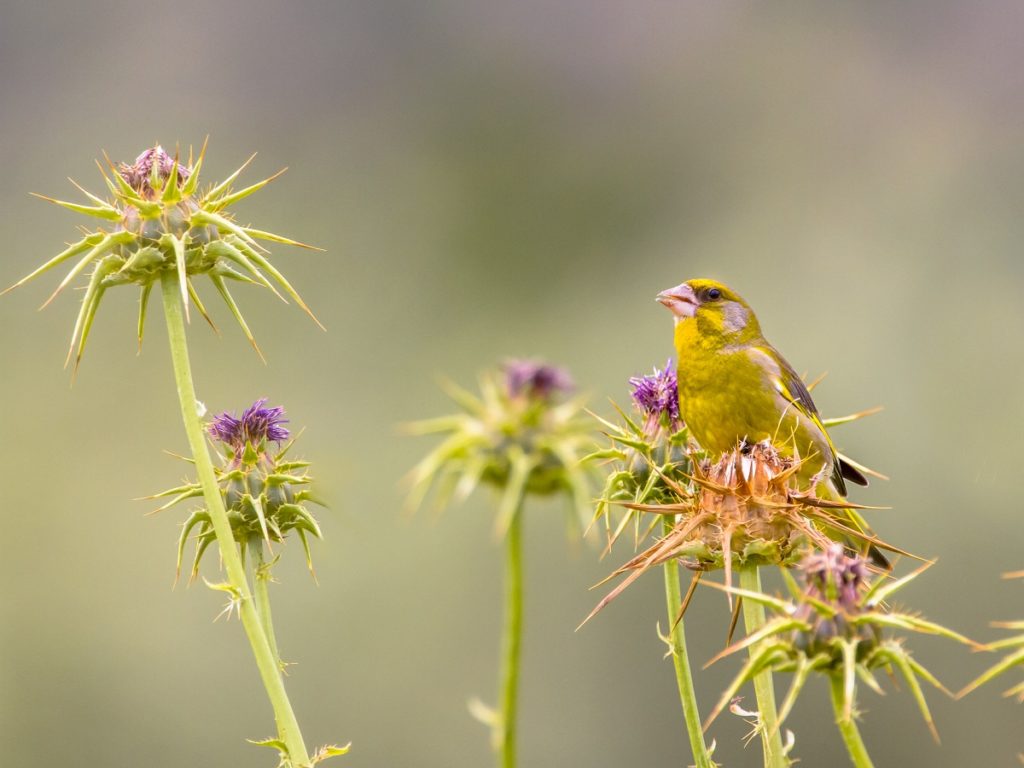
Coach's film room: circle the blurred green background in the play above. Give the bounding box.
[2,2,1022,765]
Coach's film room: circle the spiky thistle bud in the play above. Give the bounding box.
[405,360,593,537]
[583,363,691,550]
[5,141,323,371]
[146,399,324,580]
[702,546,976,742]
[790,545,879,656]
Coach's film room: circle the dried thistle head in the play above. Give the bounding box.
[145,399,324,581]
[405,360,593,537]
[583,441,901,625]
[703,546,977,742]
[5,141,323,372]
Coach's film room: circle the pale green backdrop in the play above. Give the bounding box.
[1,2,1022,766]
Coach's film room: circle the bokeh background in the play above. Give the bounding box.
[1,2,1022,766]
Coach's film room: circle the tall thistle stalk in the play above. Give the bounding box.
[737,564,786,768]
[406,360,594,768]
[8,143,346,765]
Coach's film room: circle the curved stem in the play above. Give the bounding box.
[829,675,875,767]
[738,565,787,768]
[161,273,310,766]
[497,507,524,768]
[661,519,715,768]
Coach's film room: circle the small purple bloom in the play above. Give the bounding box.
[504,359,574,401]
[208,398,290,449]
[119,145,190,195]
[801,543,867,612]
[629,360,681,431]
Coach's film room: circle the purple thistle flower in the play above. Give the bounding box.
[629,360,681,432]
[208,398,290,450]
[119,145,190,195]
[800,543,868,612]
[504,359,574,401]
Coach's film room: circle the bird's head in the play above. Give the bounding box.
[656,278,762,343]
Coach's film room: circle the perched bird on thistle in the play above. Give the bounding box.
[656,278,887,564]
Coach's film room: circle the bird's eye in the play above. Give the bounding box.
[706,288,721,300]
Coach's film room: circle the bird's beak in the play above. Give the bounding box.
[656,283,697,319]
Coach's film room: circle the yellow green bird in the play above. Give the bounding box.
[656,278,883,559]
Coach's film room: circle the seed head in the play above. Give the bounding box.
[585,441,898,624]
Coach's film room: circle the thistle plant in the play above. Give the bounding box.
[406,360,592,768]
[8,143,336,766]
[703,545,974,767]
[6,141,322,371]
[146,399,324,582]
[584,365,899,767]
[581,362,716,768]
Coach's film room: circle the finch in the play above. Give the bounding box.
[656,278,883,561]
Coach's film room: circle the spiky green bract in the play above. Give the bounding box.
[7,142,323,372]
[959,572,1024,702]
[405,364,594,539]
[148,413,324,582]
[703,546,976,754]
[583,394,693,553]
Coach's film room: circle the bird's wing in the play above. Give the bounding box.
[753,344,850,495]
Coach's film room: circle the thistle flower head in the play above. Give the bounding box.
[629,360,681,434]
[119,146,190,195]
[208,398,290,453]
[701,551,976,743]
[582,365,691,553]
[504,359,574,401]
[406,361,593,538]
[147,401,323,580]
[800,543,868,612]
[584,441,898,625]
[5,140,324,373]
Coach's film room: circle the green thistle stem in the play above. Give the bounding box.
[161,273,310,766]
[738,565,787,768]
[661,518,715,768]
[248,537,282,668]
[829,675,875,768]
[497,507,524,768]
